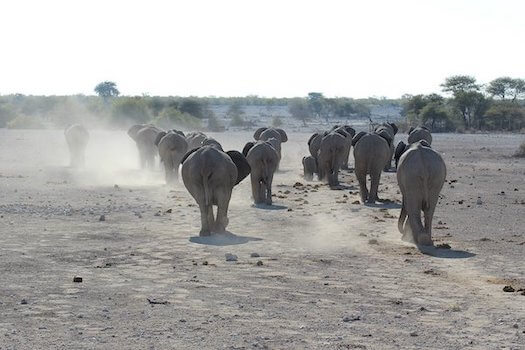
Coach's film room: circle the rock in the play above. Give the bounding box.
[256,261,264,266]
[250,252,260,258]
[476,198,482,205]
[287,208,293,212]
[20,299,28,305]
[352,200,360,204]
[343,315,360,322]
[165,209,172,213]
[154,211,161,216]
[410,332,418,337]
[368,239,378,245]
[503,285,515,292]
[99,215,105,221]
[436,243,451,249]
[225,253,238,262]
[73,276,83,283]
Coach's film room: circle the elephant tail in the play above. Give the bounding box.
[422,173,430,211]
[398,199,407,234]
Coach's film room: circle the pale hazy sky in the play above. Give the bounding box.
[0,0,523,98]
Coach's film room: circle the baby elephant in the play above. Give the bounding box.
[243,141,280,205]
[302,155,317,181]
[397,140,446,246]
[408,126,432,145]
[64,124,89,167]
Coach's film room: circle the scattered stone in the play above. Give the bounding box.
[436,243,451,249]
[165,208,172,213]
[256,260,264,266]
[250,252,260,258]
[99,215,105,222]
[147,298,169,305]
[503,285,515,292]
[476,198,482,205]
[20,299,28,305]
[287,208,293,212]
[368,239,378,245]
[202,261,208,266]
[410,332,418,337]
[352,200,360,204]
[73,276,83,283]
[154,211,161,216]
[225,253,238,262]
[343,315,360,322]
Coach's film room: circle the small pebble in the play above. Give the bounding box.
[73,276,83,283]
[250,253,260,258]
[225,253,238,262]
[99,215,105,221]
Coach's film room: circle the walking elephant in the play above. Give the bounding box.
[128,124,163,169]
[352,131,391,203]
[253,127,288,167]
[181,145,250,236]
[157,131,188,185]
[186,131,207,150]
[331,125,356,170]
[302,155,317,181]
[243,140,280,205]
[318,132,346,187]
[374,122,398,171]
[397,140,446,246]
[64,124,89,167]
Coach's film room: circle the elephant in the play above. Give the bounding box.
[352,131,391,203]
[331,125,356,170]
[394,141,407,168]
[302,155,317,181]
[408,126,432,145]
[374,122,398,171]
[243,140,280,205]
[186,131,207,150]
[157,131,188,185]
[128,124,163,169]
[308,132,324,162]
[253,127,288,167]
[202,137,223,150]
[64,124,89,167]
[181,145,250,236]
[317,132,347,187]
[396,140,446,246]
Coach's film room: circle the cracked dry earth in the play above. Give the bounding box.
[0,129,524,349]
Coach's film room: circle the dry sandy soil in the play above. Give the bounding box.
[0,129,524,349]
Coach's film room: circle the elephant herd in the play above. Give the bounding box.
[63,123,446,246]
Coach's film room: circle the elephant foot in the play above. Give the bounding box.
[366,197,376,204]
[199,228,211,237]
[401,231,416,244]
[417,233,433,246]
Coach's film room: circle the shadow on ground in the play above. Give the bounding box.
[419,246,476,259]
[189,231,262,246]
[251,203,288,210]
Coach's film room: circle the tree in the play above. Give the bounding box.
[111,97,150,126]
[487,77,525,101]
[179,98,205,119]
[440,75,480,95]
[419,102,451,131]
[307,92,325,121]
[288,99,311,126]
[94,81,120,98]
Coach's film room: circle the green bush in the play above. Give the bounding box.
[7,115,45,129]
[111,97,150,126]
[207,114,224,132]
[230,114,246,127]
[0,103,16,127]
[154,107,201,130]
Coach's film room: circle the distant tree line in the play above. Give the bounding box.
[402,75,525,132]
[1,77,524,132]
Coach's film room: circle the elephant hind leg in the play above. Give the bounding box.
[405,198,425,245]
[368,170,381,203]
[398,199,407,234]
[215,188,232,233]
[356,170,368,203]
[199,204,213,236]
[422,192,439,246]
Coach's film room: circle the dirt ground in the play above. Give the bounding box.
[0,129,524,350]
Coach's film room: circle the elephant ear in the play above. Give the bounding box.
[408,126,415,134]
[253,127,268,140]
[352,131,367,146]
[181,147,200,164]
[419,140,431,148]
[226,151,251,185]
[344,126,356,137]
[334,128,349,138]
[202,138,223,150]
[421,125,430,131]
[127,124,144,141]
[275,128,288,143]
[307,133,319,146]
[377,130,393,146]
[389,122,399,135]
[242,142,255,157]
[154,131,167,146]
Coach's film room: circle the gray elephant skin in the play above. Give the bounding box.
[352,131,391,203]
[302,155,317,181]
[156,131,188,185]
[65,124,89,167]
[408,126,432,145]
[243,141,279,205]
[397,140,446,246]
[181,145,250,236]
[128,124,163,169]
[186,131,207,150]
[318,132,346,187]
[253,127,288,167]
[374,122,398,170]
